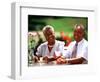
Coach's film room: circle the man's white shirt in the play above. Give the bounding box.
[63,39,88,61]
[36,40,65,57]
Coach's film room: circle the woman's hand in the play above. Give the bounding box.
[43,56,49,63]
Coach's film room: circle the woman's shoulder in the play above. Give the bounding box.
[56,40,65,45]
[38,41,47,48]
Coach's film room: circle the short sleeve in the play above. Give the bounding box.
[77,46,88,61]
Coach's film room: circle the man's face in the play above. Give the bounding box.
[44,29,55,45]
[74,26,84,42]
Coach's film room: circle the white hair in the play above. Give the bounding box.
[74,24,85,30]
[42,25,54,34]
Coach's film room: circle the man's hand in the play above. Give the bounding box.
[56,57,67,64]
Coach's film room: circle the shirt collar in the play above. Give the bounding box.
[76,38,84,46]
[46,40,57,46]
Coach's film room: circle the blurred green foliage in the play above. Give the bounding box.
[28,15,88,39]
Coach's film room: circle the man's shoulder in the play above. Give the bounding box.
[83,39,88,43]
[83,39,88,47]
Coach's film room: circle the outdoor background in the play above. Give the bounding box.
[28,15,88,65]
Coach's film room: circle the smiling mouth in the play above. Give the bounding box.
[75,36,78,39]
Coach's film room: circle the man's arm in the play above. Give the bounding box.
[56,57,87,64]
[66,57,86,64]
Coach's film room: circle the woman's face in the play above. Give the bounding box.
[44,29,55,45]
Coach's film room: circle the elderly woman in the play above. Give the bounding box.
[35,25,65,63]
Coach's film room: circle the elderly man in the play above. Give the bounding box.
[57,24,88,64]
[35,25,65,63]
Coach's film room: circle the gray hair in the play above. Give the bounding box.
[74,24,85,31]
[42,25,54,34]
